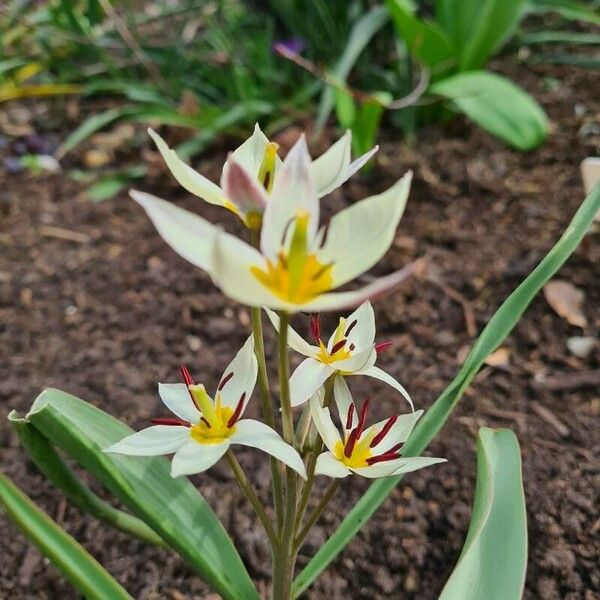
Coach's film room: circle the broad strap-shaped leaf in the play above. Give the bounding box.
[0,472,133,600]
[11,389,260,600]
[292,181,600,598]
[430,71,548,151]
[439,428,527,600]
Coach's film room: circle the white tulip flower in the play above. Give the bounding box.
[265,301,414,409]
[105,336,306,479]
[310,386,445,479]
[131,134,415,313]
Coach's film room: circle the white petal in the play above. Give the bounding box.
[290,358,335,407]
[263,308,316,357]
[356,365,414,411]
[217,335,257,412]
[390,456,447,475]
[299,262,419,313]
[105,425,189,456]
[333,347,375,373]
[317,172,412,286]
[131,190,216,275]
[309,394,342,452]
[333,376,357,433]
[229,123,280,176]
[260,135,318,259]
[232,419,307,478]
[344,145,379,179]
[158,383,201,423]
[344,301,375,350]
[148,129,225,206]
[170,440,229,477]
[365,410,423,454]
[351,459,407,479]
[315,452,351,478]
[310,131,351,197]
[221,159,268,215]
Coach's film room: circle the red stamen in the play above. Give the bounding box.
[370,415,398,448]
[344,399,370,458]
[330,339,347,354]
[349,343,355,351]
[375,341,393,353]
[366,451,401,465]
[151,417,191,427]
[200,417,211,428]
[345,319,358,337]
[227,392,246,428]
[309,314,321,343]
[345,403,355,430]
[180,364,194,386]
[387,442,403,454]
[218,371,234,391]
[356,398,370,437]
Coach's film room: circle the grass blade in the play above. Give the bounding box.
[0,472,133,600]
[439,428,527,600]
[293,181,600,597]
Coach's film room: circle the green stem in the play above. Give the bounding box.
[249,227,284,533]
[293,479,341,553]
[226,450,278,547]
[272,311,297,600]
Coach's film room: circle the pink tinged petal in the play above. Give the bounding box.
[260,135,319,259]
[309,395,342,453]
[299,261,421,313]
[158,383,201,423]
[333,376,358,433]
[221,159,268,215]
[315,452,351,478]
[357,365,414,411]
[310,131,351,198]
[263,308,317,357]
[317,171,413,287]
[170,440,230,477]
[391,456,447,476]
[148,129,225,206]
[231,419,307,478]
[290,357,335,407]
[217,335,257,412]
[366,410,423,454]
[104,425,189,456]
[131,190,216,275]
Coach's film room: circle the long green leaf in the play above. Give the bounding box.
[430,71,548,150]
[527,0,600,26]
[439,428,527,600]
[11,389,260,600]
[0,472,133,600]
[293,180,600,597]
[315,6,389,134]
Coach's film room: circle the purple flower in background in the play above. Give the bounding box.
[272,37,305,56]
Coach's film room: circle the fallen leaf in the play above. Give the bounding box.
[543,279,587,327]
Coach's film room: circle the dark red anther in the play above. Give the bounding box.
[200,416,211,428]
[319,218,331,248]
[387,442,403,454]
[365,451,401,465]
[309,314,321,343]
[151,417,191,427]
[344,399,370,458]
[226,392,246,428]
[345,403,355,430]
[180,364,194,386]
[218,371,234,391]
[330,339,347,355]
[311,262,333,281]
[345,319,358,337]
[375,341,393,353]
[370,415,398,448]
[356,398,370,437]
[349,343,355,351]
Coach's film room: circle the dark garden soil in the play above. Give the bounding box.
[1,58,599,600]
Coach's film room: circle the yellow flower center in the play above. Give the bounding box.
[187,385,236,445]
[333,430,376,468]
[250,211,333,304]
[315,318,352,364]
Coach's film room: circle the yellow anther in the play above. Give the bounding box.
[245,211,262,230]
[258,142,279,192]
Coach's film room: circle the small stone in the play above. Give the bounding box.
[566,336,595,358]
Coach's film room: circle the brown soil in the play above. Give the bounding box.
[1,60,599,599]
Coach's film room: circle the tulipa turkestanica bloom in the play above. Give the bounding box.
[265,301,414,408]
[310,384,445,479]
[149,124,377,226]
[105,336,306,478]
[131,133,417,312]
